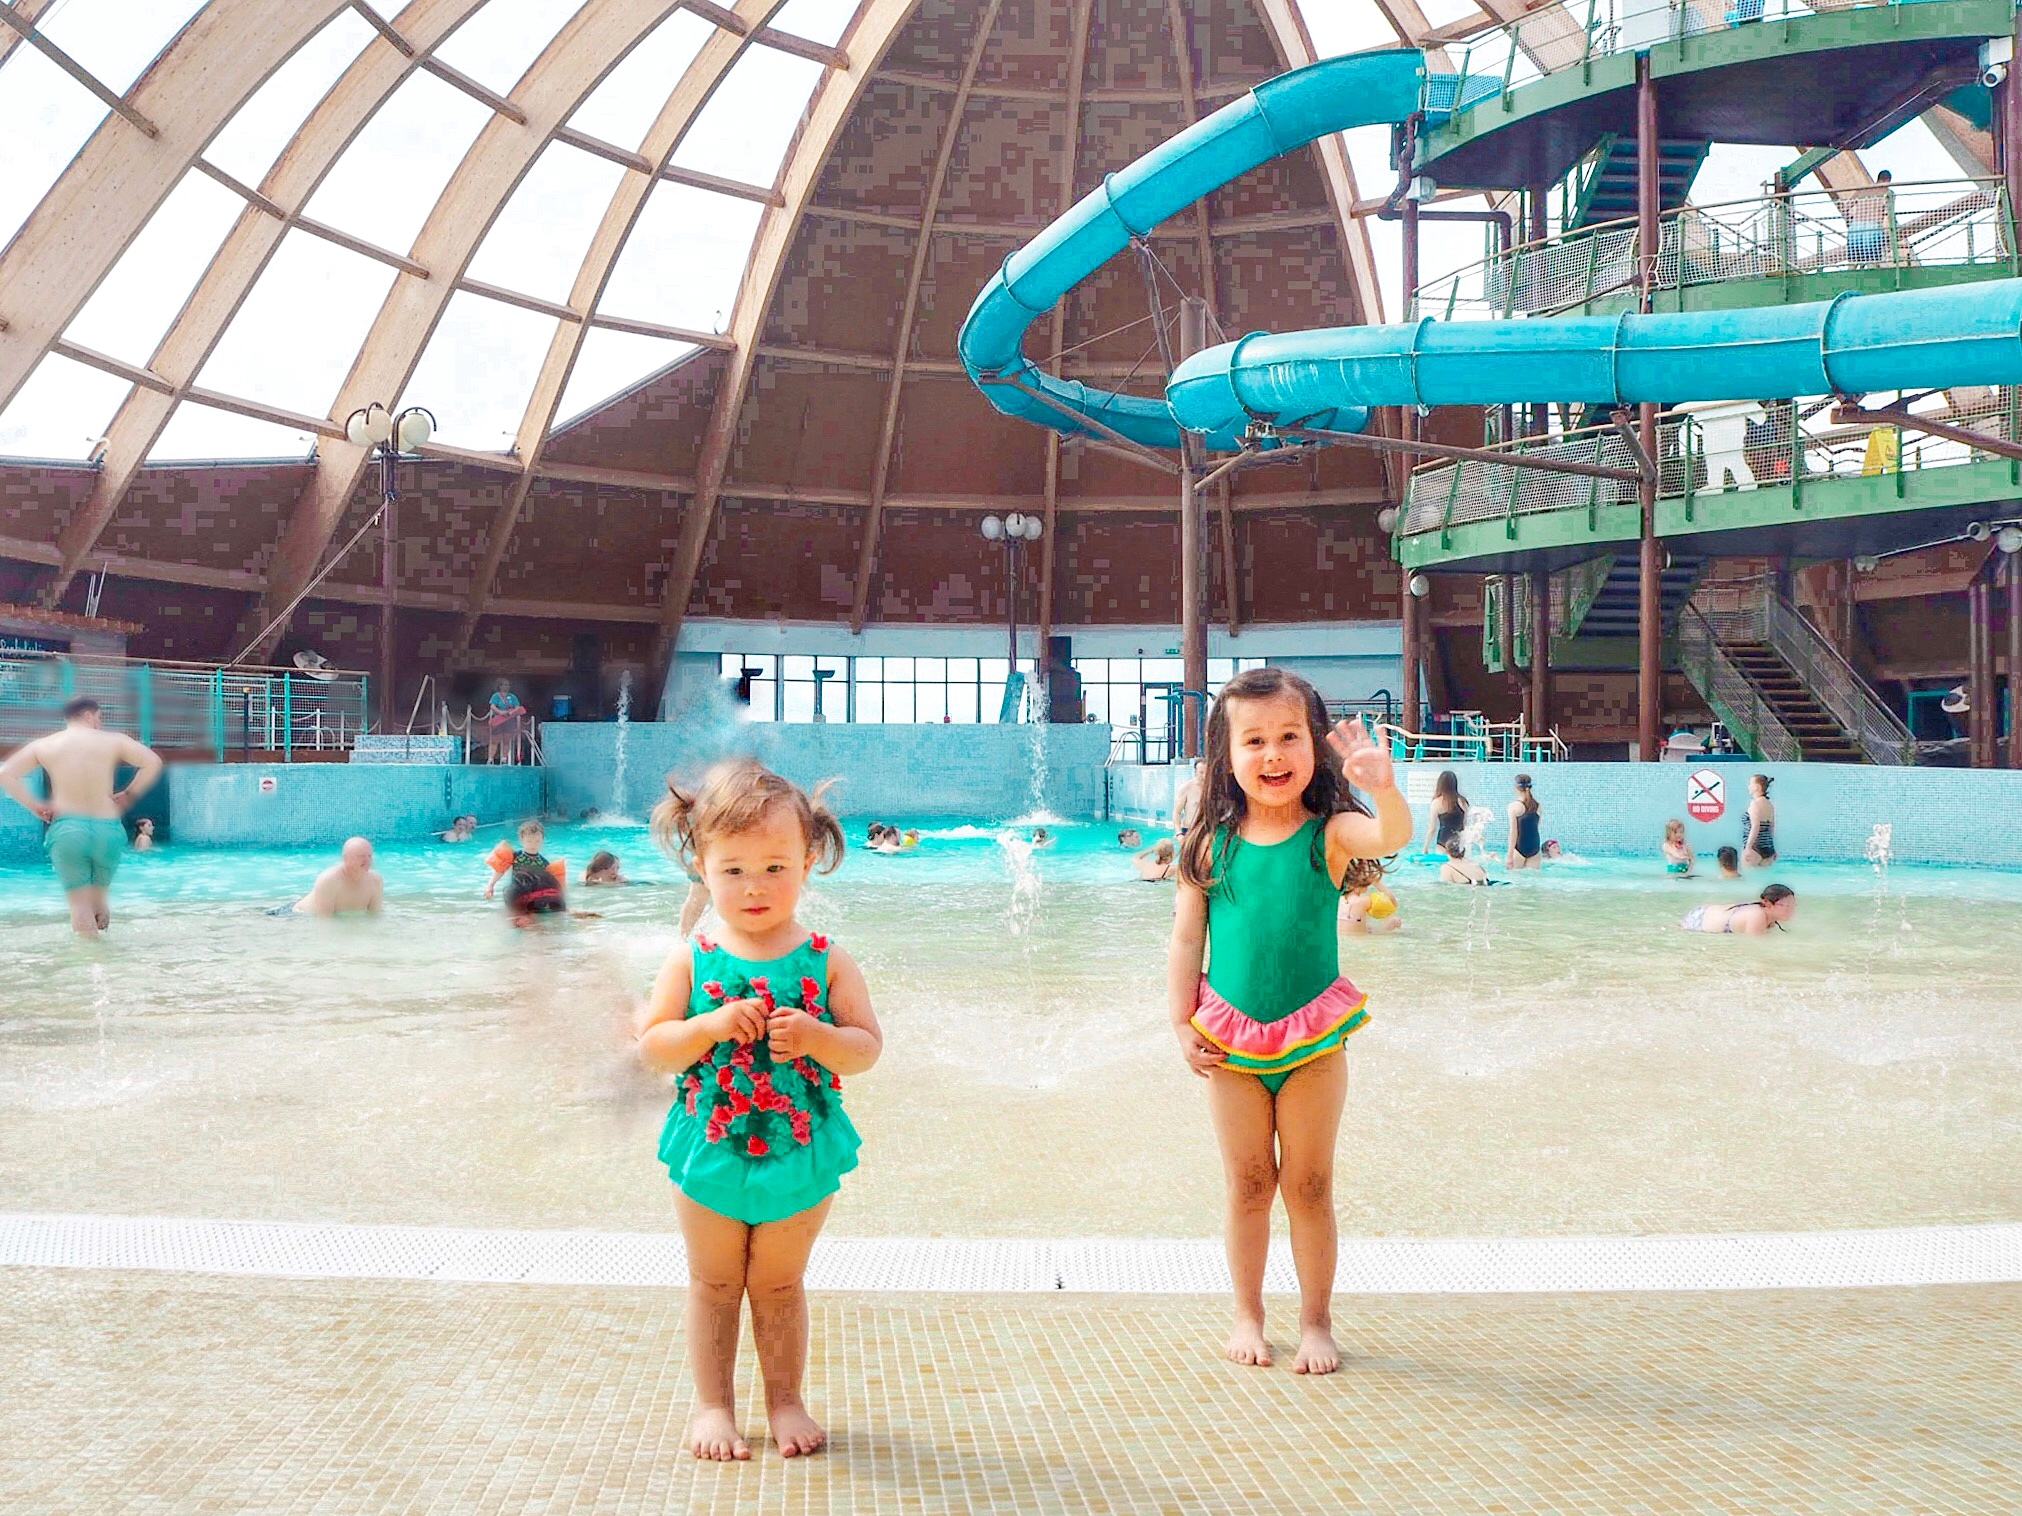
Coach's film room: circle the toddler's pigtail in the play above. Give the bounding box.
[650,774,700,873]
[805,777,847,875]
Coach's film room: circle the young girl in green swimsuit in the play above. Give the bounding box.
[636,760,884,1462]
[1168,668,1413,1375]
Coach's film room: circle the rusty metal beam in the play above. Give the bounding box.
[847,0,1007,634]
[1831,404,2022,465]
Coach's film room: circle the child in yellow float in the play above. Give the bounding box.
[1168,668,1411,1375]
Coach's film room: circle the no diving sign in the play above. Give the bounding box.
[1686,768,1725,823]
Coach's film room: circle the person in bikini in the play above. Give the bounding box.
[1681,883,1797,935]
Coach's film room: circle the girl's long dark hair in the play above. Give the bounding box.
[1177,667,1372,891]
[1434,768,1464,813]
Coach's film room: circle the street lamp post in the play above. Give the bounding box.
[981,511,1043,719]
[343,402,436,731]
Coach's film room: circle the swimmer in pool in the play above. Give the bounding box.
[485,819,566,901]
[1118,828,1144,849]
[1030,827,1053,848]
[277,836,384,917]
[1437,838,1491,885]
[0,696,164,938]
[1680,883,1797,935]
[130,816,156,851]
[1422,769,1469,855]
[1505,773,1543,870]
[438,814,477,843]
[1715,845,1742,880]
[1662,819,1694,876]
[1133,837,1177,881]
[1339,858,1399,934]
[1742,774,1777,866]
[583,849,627,886]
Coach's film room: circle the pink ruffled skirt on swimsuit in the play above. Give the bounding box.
[1190,975,1368,1078]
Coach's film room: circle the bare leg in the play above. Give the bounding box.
[678,881,710,938]
[64,888,100,939]
[745,1196,832,1456]
[1275,1050,1348,1375]
[1203,1067,1278,1366]
[89,885,110,932]
[674,1192,753,1460]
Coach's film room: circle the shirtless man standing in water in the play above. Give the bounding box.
[0,696,163,937]
[283,836,384,917]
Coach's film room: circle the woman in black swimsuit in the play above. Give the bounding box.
[1506,773,1543,870]
[1422,769,1469,854]
[1742,774,1777,865]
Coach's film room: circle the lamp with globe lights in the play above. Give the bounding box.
[344,402,436,730]
[980,511,1043,716]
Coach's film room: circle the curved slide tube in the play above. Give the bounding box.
[957,49,1429,452]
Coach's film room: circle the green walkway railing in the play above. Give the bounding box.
[0,654,369,759]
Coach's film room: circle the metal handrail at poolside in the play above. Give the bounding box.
[1379,718,1566,764]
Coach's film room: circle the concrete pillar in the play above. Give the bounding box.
[1530,567,1552,738]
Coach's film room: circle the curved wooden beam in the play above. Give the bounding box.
[1166,0,1219,324]
[38,0,492,610]
[453,0,824,651]
[0,0,354,415]
[645,0,924,693]
[847,0,1006,634]
[237,0,702,660]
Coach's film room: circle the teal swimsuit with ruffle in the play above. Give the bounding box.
[657,932,861,1225]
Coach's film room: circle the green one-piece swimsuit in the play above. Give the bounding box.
[657,932,861,1225]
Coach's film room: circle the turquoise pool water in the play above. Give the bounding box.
[2,819,2018,1240]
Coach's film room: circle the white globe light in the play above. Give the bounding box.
[364,405,394,446]
[345,411,373,447]
[1998,525,2022,555]
[980,515,1004,540]
[1408,574,1431,597]
[1377,506,1400,534]
[1006,512,1026,535]
[397,410,433,452]
[1022,514,1042,540]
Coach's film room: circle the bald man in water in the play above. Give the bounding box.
[0,696,162,937]
[290,837,384,916]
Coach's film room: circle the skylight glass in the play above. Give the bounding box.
[0,352,133,460]
[33,0,206,97]
[147,401,317,463]
[596,183,763,335]
[1300,2,1400,58]
[401,290,558,450]
[298,68,491,254]
[669,45,823,186]
[463,142,626,306]
[0,47,108,252]
[562,9,713,154]
[434,0,590,95]
[554,327,698,426]
[195,231,400,421]
[201,8,377,189]
[62,169,244,364]
[767,0,862,47]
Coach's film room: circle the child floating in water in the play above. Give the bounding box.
[1681,883,1797,935]
[130,816,156,851]
[1662,819,1694,876]
[1169,668,1412,1374]
[1133,837,1177,881]
[636,760,882,1460]
[1338,858,1400,934]
[486,820,569,920]
[582,849,626,886]
[1715,845,1742,880]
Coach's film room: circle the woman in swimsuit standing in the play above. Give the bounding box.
[1681,883,1797,935]
[1741,774,1777,866]
[1421,770,1468,855]
[1505,773,1543,870]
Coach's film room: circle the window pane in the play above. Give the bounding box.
[914,657,946,681]
[741,655,776,677]
[1142,658,1184,682]
[949,683,979,723]
[1084,685,1110,724]
[748,678,776,721]
[854,656,880,681]
[981,680,1007,722]
[981,658,1009,682]
[783,655,814,680]
[782,681,814,722]
[882,683,913,723]
[882,657,911,681]
[947,657,978,682]
[855,683,883,723]
[916,685,947,723]
[720,653,743,678]
[815,655,848,676]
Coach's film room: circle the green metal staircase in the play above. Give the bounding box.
[1568,134,1710,230]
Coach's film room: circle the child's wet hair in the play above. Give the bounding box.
[586,849,618,873]
[651,758,845,876]
[517,818,544,838]
[1178,666,1372,891]
[1340,856,1386,893]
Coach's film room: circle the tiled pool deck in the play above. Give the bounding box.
[5,1269,2017,1514]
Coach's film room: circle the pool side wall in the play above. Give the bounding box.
[1107,760,2022,869]
[541,721,1111,820]
[164,765,543,849]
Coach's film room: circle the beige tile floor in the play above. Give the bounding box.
[3,1269,2018,1515]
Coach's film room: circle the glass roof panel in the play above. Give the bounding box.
[62,168,244,364]
[766,0,862,47]
[147,401,316,462]
[596,183,762,334]
[0,47,108,251]
[554,327,697,428]
[669,45,823,186]
[463,141,627,306]
[401,290,559,450]
[201,9,376,189]
[195,230,399,420]
[0,352,133,460]
[33,0,207,97]
[1302,3,1405,58]
[434,0,590,95]
[298,68,491,253]
[562,10,712,154]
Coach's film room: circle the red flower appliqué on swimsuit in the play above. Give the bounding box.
[686,936,841,1159]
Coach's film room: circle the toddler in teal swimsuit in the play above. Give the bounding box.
[1169,669,1413,1377]
[635,759,882,1463]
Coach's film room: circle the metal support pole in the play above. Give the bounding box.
[1400,143,1424,735]
[1636,54,1662,763]
[1529,185,1549,439]
[2008,7,2022,254]
[1530,567,1551,739]
[1179,297,1210,757]
[1007,537,1020,679]
[380,484,396,734]
[1972,571,1996,768]
[2007,552,2022,768]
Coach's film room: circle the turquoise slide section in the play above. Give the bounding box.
[961,48,2022,450]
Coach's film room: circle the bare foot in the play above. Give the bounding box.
[1290,1325,1341,1376]
[1225,1316,1272,1367]
[768,1399,827,1457]
[686,1406,751,1461]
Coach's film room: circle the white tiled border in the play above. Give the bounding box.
[3,1213,2018,1293]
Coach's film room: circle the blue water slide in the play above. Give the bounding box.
[956,49,1430,452]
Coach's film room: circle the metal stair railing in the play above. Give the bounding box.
[1762,596,1916,765]
[1551,554,1616,638]
[1675,604,1803,762]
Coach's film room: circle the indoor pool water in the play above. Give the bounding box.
[1,819,2017,1241]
